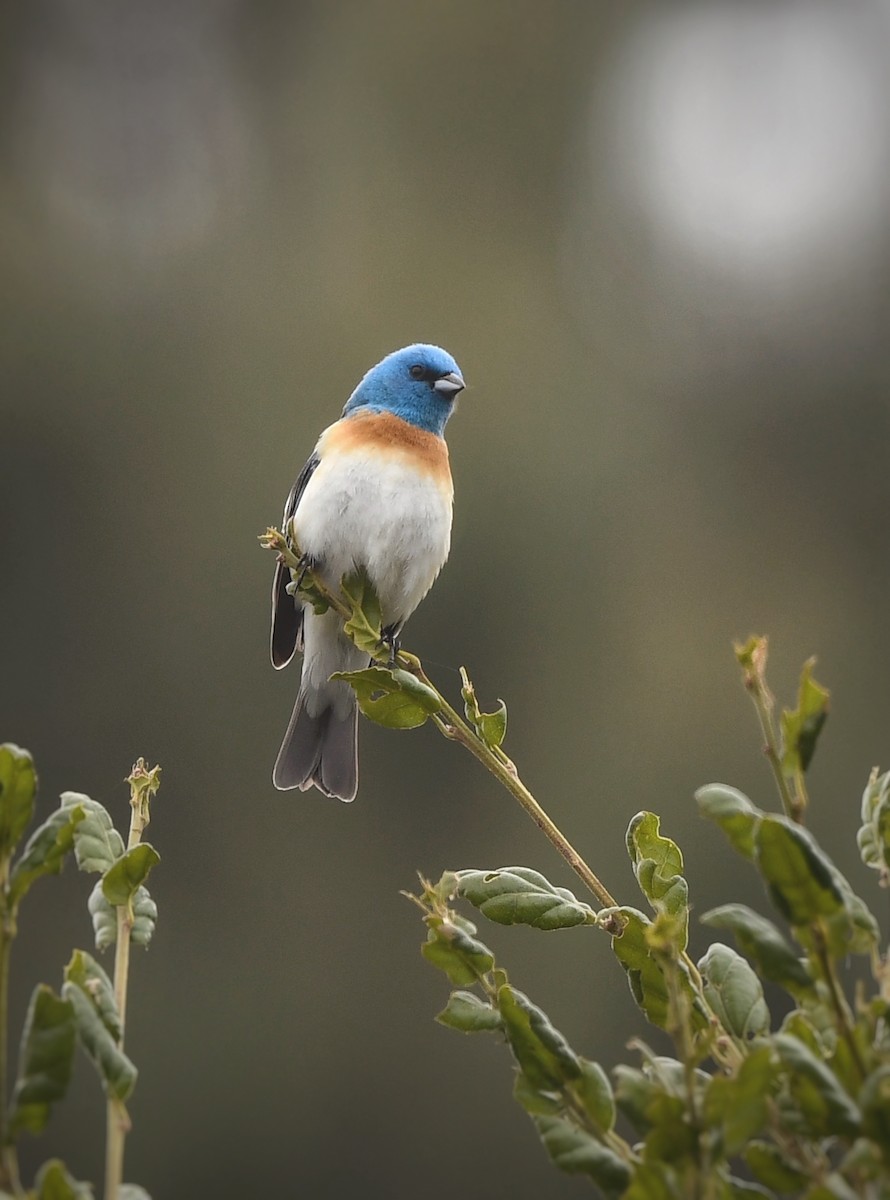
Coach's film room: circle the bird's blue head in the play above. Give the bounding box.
[342,344,465,437]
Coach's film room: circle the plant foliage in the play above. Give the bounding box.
[261,532,890,1197]
[405,643,890,1196]
[0,746,160,1199]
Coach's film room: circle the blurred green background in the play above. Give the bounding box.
[3,1,890,1196]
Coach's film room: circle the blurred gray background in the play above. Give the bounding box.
[3,1,890,1196]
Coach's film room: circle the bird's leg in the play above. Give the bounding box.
[294,551,320,591]
[380,624,401,669]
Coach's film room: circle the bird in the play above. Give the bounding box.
[270,343,465,801]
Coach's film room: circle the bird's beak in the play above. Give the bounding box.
[433,371,465,396]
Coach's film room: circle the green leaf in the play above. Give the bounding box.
[755,817,841,924]
[573,1059,615,1133]
[838,1136,886,1180]
[423,870,460,906]
[101,844,160,907]
[644,909,690,959]
[696,784,761,860]
[743,1140,809,1192]
[529,1113,631,1194]
[755,817,878,957]
[698,943,770,1040]
[389,669,441,713]
[34,1160,93,1200]
[9,803,85,907]
[804,1176,861,1200]
[780,658,829,777]
[460,669,508,750]
[641,1091,698,1165]
[701,904,814,996]
[340,570,383,656]
[518,1055,616,1134]
[454,867,596,930]
[8,986,76,1136]
[0,743,37,859]
[497,985,581,1091]
[513,1071,562,1117]
[516,1068,626,1191]
[613,1065,661,1134]
[857,767,890,882]
[88,882,157,952]
[435,990,503,1034]
[131,886,158,947]
[331,667,435,730]
[62,793,124,874]
[477,701,507,750]
[64,951,121,1041]
[773,1032,861,1138]
[830,885,880,958]
[609,909,669,1028]
[420,917,494,987]
[62,950,136,1102]
[622,1162,682,1200]
[87,882,116,952]
[607,907,706,1032]
[860,1064,890,1154]
[704,1045,773,1154]
[828,1026,868,1099]
[780,1010,826,1056]
[626,812,689,950]
[614,1056,707,1138]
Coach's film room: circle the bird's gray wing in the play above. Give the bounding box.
[270,451,320,668]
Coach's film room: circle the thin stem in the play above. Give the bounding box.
[564,1080,638,1164]
[812,923,867,1083]
[104,1101,128,1200]
[0,936,12,1188]
[105,762,155,1200]
[661,949,700,1128]
[0,867,10,1154]
[735,637,803,823]
[3,1147,22,1199]
[111,908,132,1048]
[0,859,23,1199]
[747,684,798,822]
[765,1095,829,1182]
[105,916,133,1200]
[426,681,618,909]
[791,768,810,823]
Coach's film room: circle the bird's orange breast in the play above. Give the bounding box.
[321,410,452,491]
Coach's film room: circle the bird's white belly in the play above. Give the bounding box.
[292,450,453,626]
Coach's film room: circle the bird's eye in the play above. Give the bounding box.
[409,364,425,380]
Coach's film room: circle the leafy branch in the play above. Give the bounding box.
[409,643,890,1197]
[734,636,829,825]
[0,745,161,1200]
[261,529,890,1194]
[260,526,618,909]
[260,527,737,1030]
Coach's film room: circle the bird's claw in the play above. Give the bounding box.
[380,624,401,669]
[294,552,319,590]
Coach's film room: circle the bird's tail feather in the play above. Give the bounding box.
[272,692,359,801]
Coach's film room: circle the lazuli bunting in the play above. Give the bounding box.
[270,343,465,801]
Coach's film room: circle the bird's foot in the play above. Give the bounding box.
[380,624,401,669]
[294,552,320,590]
